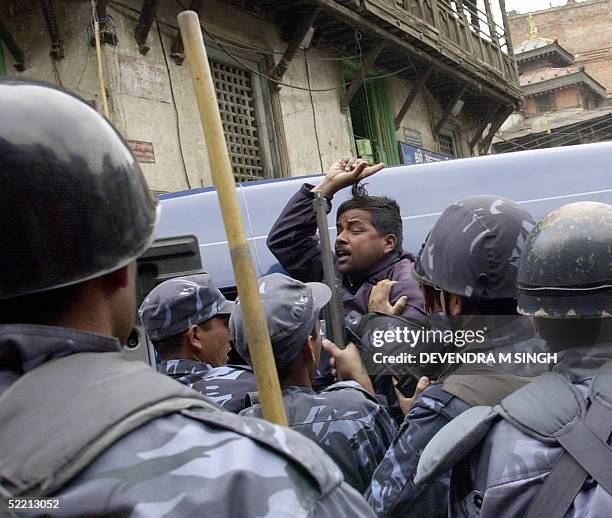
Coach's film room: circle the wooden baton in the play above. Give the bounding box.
[178,10,288,426]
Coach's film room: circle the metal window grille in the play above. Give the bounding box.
[439,133,456,156]
[211,59,264,182]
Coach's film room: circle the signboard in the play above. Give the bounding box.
[399,142,453,166]
[402,127,423,147]
[117,54,171,103]
[127,139,156,164]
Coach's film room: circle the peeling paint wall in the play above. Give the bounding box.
[2,0,482,194]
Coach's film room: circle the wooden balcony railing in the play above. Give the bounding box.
[360,0,519,88]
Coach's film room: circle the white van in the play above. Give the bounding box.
[157,142,612,293]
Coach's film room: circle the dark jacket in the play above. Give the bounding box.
[267,184,425,321]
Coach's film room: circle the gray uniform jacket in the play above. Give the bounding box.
[241,380,397,493]
[0,324,376,517]
[448,344,612,518]
[366,317,546,517]
[159,359,257,413]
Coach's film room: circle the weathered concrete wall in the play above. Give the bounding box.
[278,51,352,176]
[1,0,351,191]
[2,0,486,194]
[525,97,538,115]
[509,0,612,93]
[390,76,481,157]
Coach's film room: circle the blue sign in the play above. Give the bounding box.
[400,142,453,165]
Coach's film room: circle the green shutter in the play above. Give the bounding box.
[342,62,400,166]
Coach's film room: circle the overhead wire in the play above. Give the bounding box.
[156,18,191,188]
[108,0,419,93]
[497,115,612,152]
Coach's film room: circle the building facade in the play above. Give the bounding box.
[494,15,611,153]
[508,0,612,95]
[1,0,521,193]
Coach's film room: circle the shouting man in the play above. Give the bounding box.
[267,158,424,324]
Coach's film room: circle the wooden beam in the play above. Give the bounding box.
[481,105,513,153]
[40,0,63,59]
[0,18,25,71]
[309,0,520,106]
[170,0,205,65]
[270,8,321,86]
[394,64,433,129]
[469,102,501,151]
[341,39,385,111]
[434,84,467,135]
[135,0,160,55]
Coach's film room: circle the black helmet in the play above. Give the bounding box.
[517,202,612,318]
[0,78,159,300]
[412,195,535,299]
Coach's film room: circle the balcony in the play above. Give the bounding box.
[253,0,522,141]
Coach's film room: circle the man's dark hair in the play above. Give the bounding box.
[337,183,403,253]
[152,333,185,361]
[152,319,214,361]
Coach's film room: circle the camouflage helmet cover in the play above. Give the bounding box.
[517,201,612,318]
[412,195,535,300]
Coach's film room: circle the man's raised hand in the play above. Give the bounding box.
[312,158,385,197]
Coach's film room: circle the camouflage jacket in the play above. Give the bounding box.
[241,380,397,493]
[447,344,612,518]
[0,324,376,517]
[366,317,545,517]
[159,359,257,413]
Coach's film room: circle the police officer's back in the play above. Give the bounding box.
[416,201,612,517]
[0,79,374,517]
[234,273,397,492]
[367,195,545,517]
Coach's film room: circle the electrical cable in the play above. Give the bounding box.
[156,18,191,188]
[304,49,324,172]
[107,0,425,93]
[497,116,612,152]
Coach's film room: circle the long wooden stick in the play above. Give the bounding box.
[92,2,109,118]
[178,10,288,426]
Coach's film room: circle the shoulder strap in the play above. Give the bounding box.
[0,353,216,497]
[499,361,612,518]
[415,405,498,486]
[443,364,530,407]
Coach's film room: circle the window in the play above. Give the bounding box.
[211,60,263,182]
[535,94,555,113]
[438,133,457,157]
[206,46,280,183]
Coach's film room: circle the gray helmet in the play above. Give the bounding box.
[0,78,159,300]
[517,202,612,318]
[412,195,535,299]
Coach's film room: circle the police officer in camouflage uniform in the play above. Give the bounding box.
[235,273,397,493]
[366,195,546,517]
[139,274,257,413]
[0,78,375,517]
[416,201,612,518]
